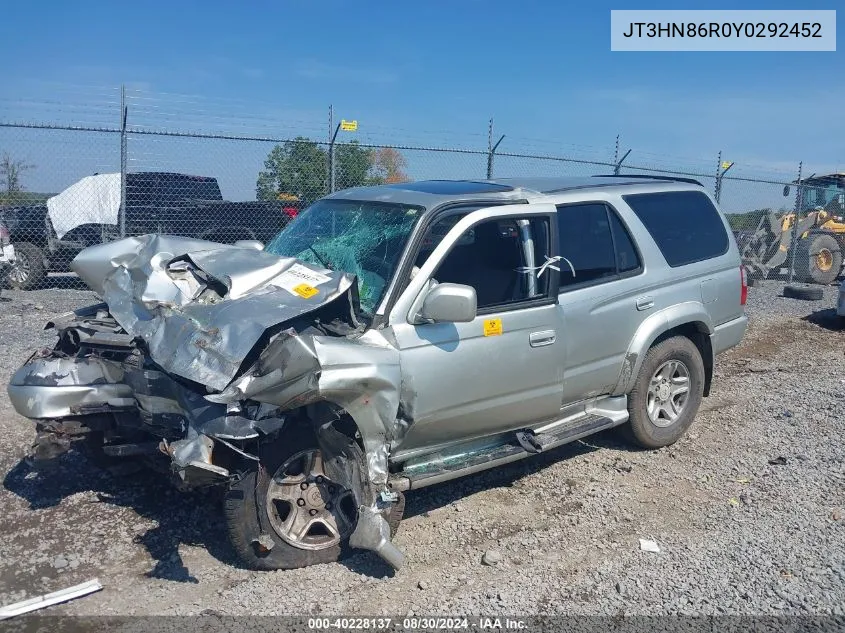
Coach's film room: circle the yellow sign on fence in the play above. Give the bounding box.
[340,119,358,131]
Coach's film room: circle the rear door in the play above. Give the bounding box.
[555,201,649,402]
[387,204,565,453]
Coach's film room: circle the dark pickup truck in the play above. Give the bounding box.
[1,172,299,289]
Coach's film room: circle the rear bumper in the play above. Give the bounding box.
[712,314,748,356]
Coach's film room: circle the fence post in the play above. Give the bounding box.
[713,151,722,200]
[326,104,333,195]
[613,149,631,175]
[329,117,341,193]
[486,118,504,179]
[787,161,804,284]
[119,84,127,238]
[714,152,734,203]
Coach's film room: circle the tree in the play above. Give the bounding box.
[371,147,409,183]
[335,140,376,189]
[256,139,410,202]
[0,153,35,194]
[256,137,328,204]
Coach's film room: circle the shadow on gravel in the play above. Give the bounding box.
[326,438,608,578]
[803,308,844,332]
[2,451,239,583]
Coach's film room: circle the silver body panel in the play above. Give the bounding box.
[7,176,748,569]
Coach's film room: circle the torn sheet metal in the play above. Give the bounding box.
[349,504,404,570]
[10,234,409,568]
[209,328,402,486]
[122,365,286,441]
[70,234,357,391]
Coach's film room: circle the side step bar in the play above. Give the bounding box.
[389,413,622,492]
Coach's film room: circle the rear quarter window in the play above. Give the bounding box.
[623,190,729,267]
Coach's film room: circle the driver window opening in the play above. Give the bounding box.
[416,216,552,310]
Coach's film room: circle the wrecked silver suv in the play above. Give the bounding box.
[8,176,748,570]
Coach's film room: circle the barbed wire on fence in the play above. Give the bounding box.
[0,84,842,291]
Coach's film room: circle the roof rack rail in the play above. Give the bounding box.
[593,174,704,187]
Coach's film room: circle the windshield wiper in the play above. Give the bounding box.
[308,245,332,270]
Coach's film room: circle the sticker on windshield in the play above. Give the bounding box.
[483,318,503,337]
[292,283,319,299]
[276,263,332,297]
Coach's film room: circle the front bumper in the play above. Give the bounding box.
[7,354,134,419]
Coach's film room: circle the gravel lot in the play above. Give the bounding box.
[0,279,843,617]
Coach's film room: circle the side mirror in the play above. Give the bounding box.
[783,185,790,197]
[234,239,264,251]
[418,283,477,324]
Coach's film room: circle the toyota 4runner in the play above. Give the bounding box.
[7,175,748,570]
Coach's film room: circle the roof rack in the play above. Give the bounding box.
[592,174,704,187]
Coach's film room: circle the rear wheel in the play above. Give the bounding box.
[795,233,842,285]
[626,336,705,449]
[7,242,47,290]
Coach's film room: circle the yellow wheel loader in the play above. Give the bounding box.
[738,173,845,285]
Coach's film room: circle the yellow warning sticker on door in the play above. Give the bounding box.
[293,283,319,299]
[483,318,503,337]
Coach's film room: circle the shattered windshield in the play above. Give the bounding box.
[265,199,423,315]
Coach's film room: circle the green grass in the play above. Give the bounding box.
[0,191,55,206]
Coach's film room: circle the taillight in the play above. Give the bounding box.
[740,266,748,306]
[282,206,298,220]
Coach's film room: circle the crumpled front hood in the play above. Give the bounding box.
[71,234,358,391]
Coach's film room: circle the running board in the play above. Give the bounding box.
[388,413,622,492]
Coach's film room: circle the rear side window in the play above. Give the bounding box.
[623,191,729,267]
[557,203,642,290]
[608,211,640,273]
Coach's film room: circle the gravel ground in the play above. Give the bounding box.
[0,279,843,617]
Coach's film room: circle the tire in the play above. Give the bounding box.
[626,336,705,449]
[7,242,47,290]
[783,284,824,301]
[795,233,842,285]
[224,429,403,570]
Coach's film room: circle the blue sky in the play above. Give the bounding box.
[0,0,841,210]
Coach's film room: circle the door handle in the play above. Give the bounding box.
[636,296,654,311]
[529,330,556,347]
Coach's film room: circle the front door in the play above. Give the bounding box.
[387,204,565,454]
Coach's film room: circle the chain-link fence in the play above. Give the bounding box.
[1,87,842,290]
